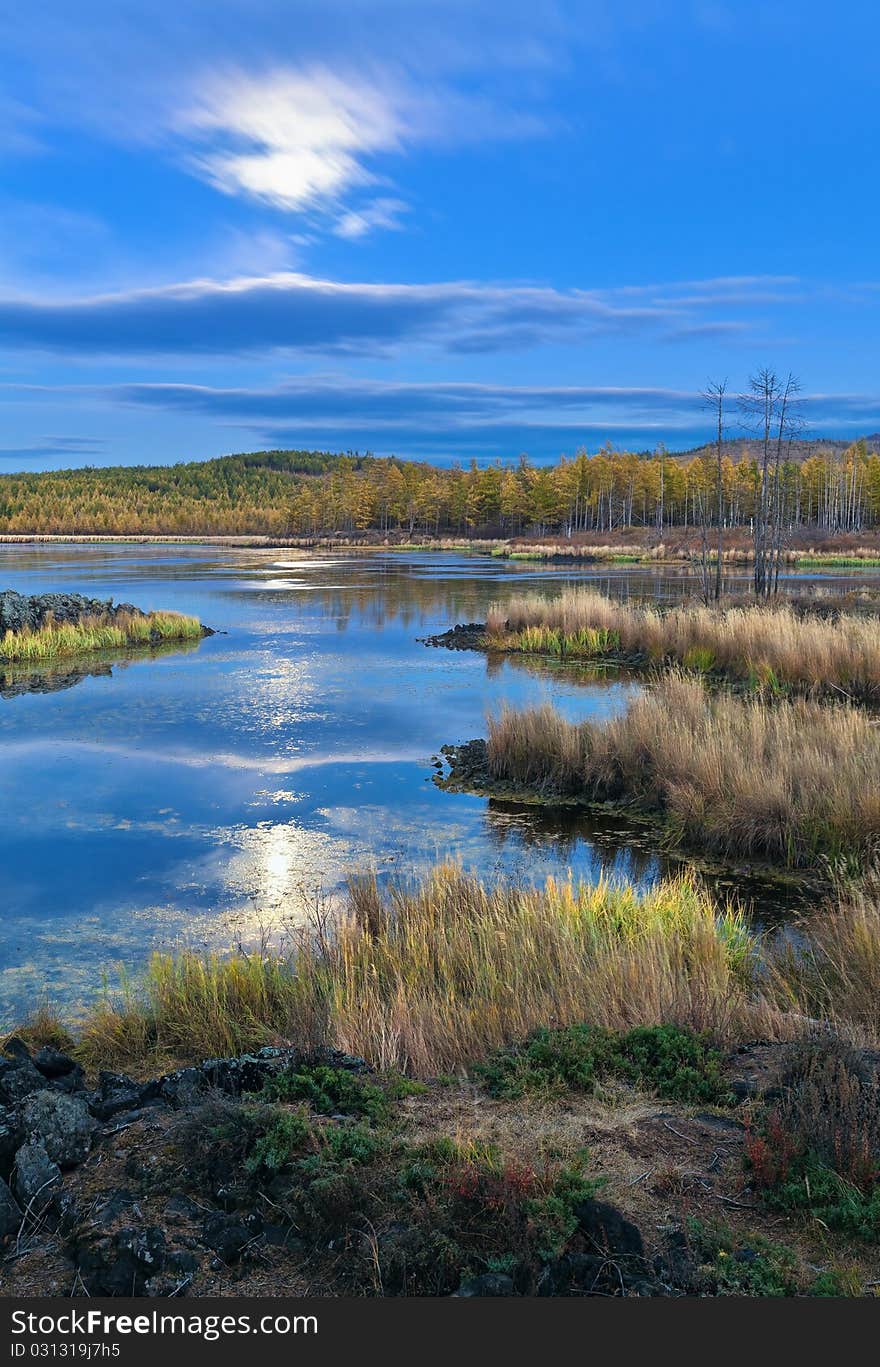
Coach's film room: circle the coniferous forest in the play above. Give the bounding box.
[2,439,880,538]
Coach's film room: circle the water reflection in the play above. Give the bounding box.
[0,544,871,1019]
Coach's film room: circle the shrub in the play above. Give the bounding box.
[745,1037,880,1239]
[477,1023,727,1104]
[261,1064,391,1124]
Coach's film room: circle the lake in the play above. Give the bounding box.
[0,544,872,1021]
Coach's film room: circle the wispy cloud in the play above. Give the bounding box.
[333,197,409,240]
[0,271,701,357]
[179,67,405,213]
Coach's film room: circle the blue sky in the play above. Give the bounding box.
[1,0,879,469]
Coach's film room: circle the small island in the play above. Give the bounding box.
[0,589,209,664]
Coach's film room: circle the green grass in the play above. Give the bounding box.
[0,609,203,663]
[476,1023,728,1104]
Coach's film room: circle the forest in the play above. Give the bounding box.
[1,439,879,538]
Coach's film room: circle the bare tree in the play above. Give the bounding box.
[740,368,802,597]
[702,380,727,601]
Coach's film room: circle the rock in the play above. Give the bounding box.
[575,1199,645,1259]
[0,1176,22,1236]
[75,1225,167,1296]
[87,1189,136,1232]
[89,1072,150,1122]
[455,1273,516,1296]
[33,1048,84,1092]
[0,1056,46,1105]
[12,1141,62,1211]
[0,1111,22,1177]
[201,1211,260,1264]
[163,1194,201,1225]
[0,590,146,636]
[159,1067,210,1109]
[3,1037,32,1063]
[21,1091,96,1168]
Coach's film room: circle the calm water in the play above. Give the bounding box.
[1,545,875,1020]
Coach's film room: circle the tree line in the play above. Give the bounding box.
[1,434,879,542]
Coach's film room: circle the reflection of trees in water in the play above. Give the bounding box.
[232,563,758,634]
[483,799,663,884]
[0,637,203,700]
[481,797,809,928]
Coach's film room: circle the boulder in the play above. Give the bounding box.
[12,1141,62,1211]
[0,1056,46,1105]
[575,1199,645,1259]
[21,1091,96,1168]
[33,1048,85,1092]
[75,1225,167,1296]
[201,1211,260,1264]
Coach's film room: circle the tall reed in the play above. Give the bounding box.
[76,865,766,1075]
[485,590,880,699]
[485,676,880,867]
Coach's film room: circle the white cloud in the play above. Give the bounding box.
[180,67,405,211]
[333,197,409,240]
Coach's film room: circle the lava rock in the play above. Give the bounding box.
[575,1199,645,1259]
[0,1176,22,1236]
[0,1110,22,1177]
[33,1048,85,1092]
[21,1090,96,1168]
[12,1141,62,1211]
[159,1067,210,1109]
[201,1211,260,1264]
[0,590,145,636]
[89,1072,151,1122]
[75,1225,167,1296]
[0,1056,46,1105]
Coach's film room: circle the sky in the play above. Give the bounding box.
[0,0,879,470]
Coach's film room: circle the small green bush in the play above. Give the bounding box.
[262,1064,391,1124]
[478,1023,727,1104]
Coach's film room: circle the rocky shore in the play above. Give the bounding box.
[0,1032,873,1299]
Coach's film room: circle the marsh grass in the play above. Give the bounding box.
[485,590,880,699]
[74,864,769,1075]
[0,609,203,663]
[485,676,880,867]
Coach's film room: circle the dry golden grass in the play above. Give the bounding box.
[769,873,880,1043]
[485,675,880,866]
[0,609,203,662]
[485,589,880,699]
[73,865,771,1076]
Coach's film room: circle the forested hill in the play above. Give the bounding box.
[2,439,880,537]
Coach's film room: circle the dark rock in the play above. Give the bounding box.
[201,1211,260,1263]
[575,1199,645,1259]
[455,1273,516,1296]
[3,1037,32,1063]
[89,1072,150,1122]
[0,1176,22,1236]
[0,590,146,637]
[420,623,486,651]
[87,1189,136,1231]
[12,1141,62,1211]
[0,1111,22,1177]
[0,1056,46,1105]
[163,1194,202,1224]
[20,1090,96,1168]
[33,1048,84,1092]
[165,1248,199,1275]
[159,1067,210,1109]
[75,1225,167,1296]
